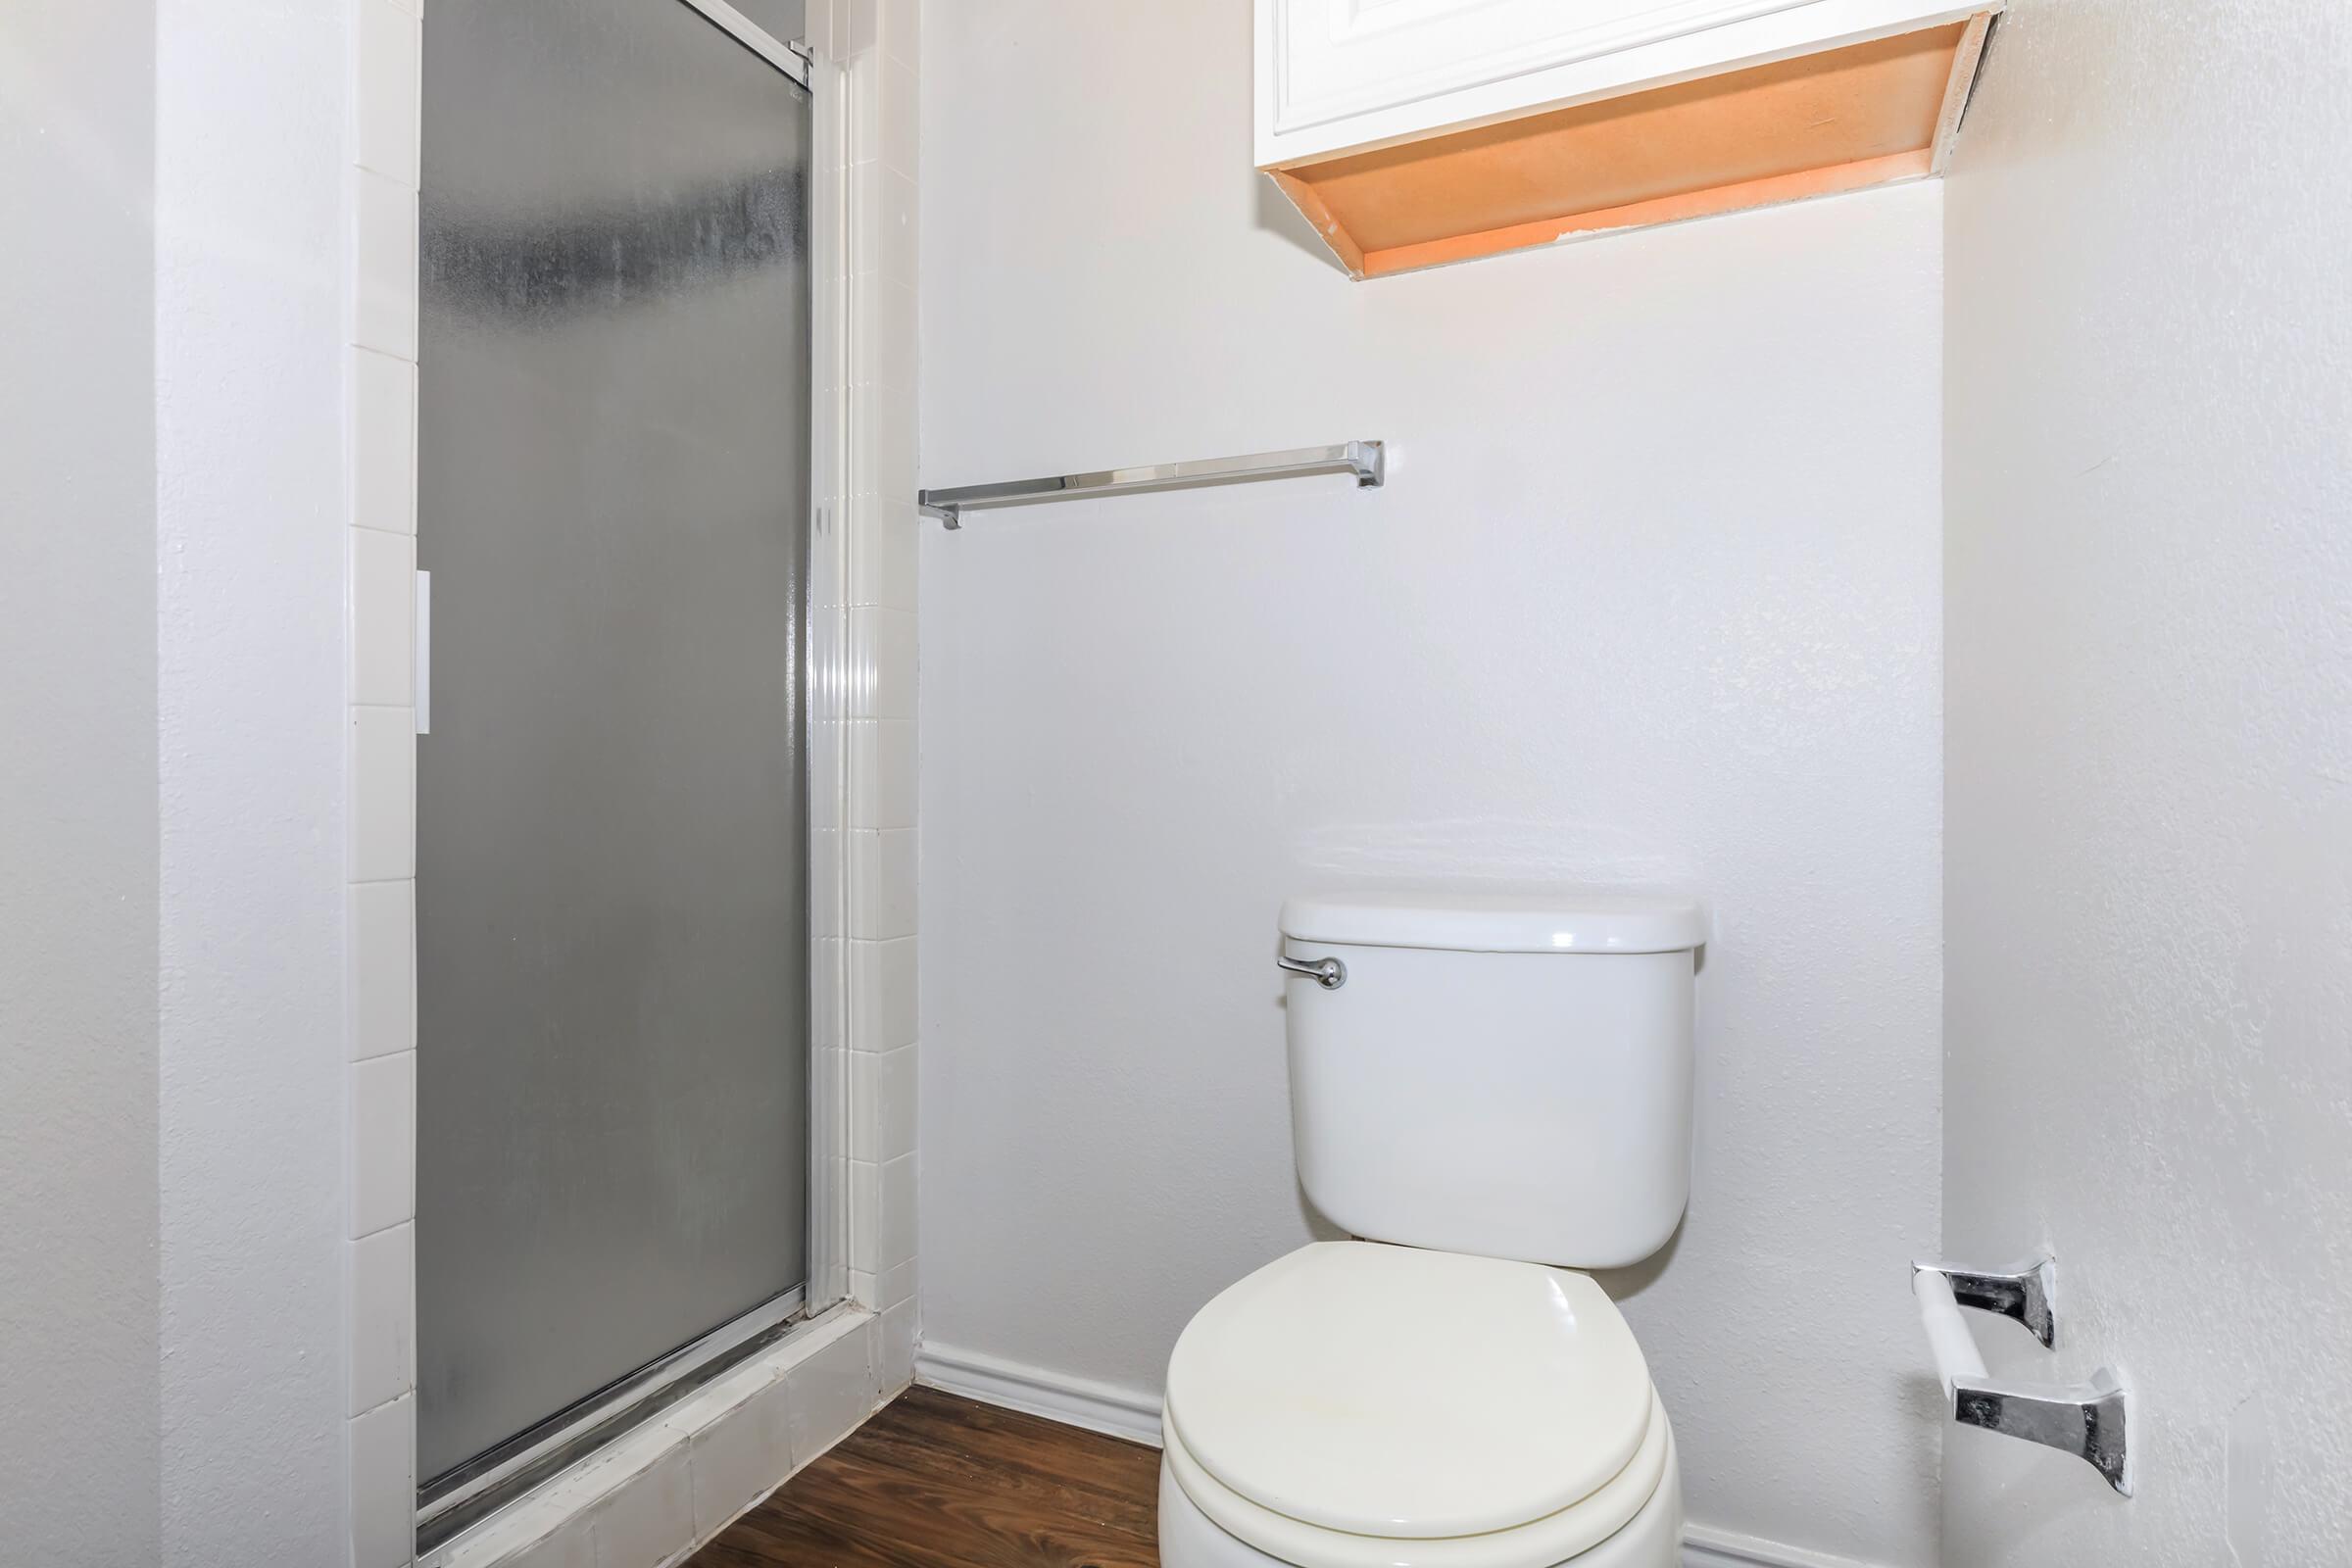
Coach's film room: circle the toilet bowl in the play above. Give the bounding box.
[1156,1242,1683,1568]
[1156,891,1708,1568]
[1158,1430,1684,1568]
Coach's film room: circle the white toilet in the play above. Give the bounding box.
[1157,890,1708,1568]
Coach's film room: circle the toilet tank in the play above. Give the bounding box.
[1280,891,1707,1270]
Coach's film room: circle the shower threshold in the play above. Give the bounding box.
[416,1285,808,1556]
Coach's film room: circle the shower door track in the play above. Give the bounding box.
[415,1285,808,1553]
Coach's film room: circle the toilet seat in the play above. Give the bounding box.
[1163,1242,1659,1552]
[1162,1388,1672,1568]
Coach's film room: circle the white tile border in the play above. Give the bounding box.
[832,0,922,1324]
[353,1393,421,1568]
[350,1222,417,1417]
[342,5,919,1564]
[345,1,424,1558]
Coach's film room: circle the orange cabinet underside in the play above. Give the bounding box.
[1269,17,1993,278]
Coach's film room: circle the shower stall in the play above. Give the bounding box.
[412,0,838,1540]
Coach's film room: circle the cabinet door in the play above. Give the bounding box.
[1260,0,1814,157]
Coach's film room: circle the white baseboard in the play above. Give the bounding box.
[915,1342,1895,1568]
[1683,1524,1893,1568]
[914,1340,1164,1447]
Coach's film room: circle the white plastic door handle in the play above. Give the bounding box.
[416,568,430,735]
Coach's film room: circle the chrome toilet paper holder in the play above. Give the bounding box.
[1913,1251,2132,1496]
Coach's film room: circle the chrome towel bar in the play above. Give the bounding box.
[1914,1255,2132,1495]
[918,440,1384,528]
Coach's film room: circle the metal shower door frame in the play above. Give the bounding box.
[800,33,854,1335]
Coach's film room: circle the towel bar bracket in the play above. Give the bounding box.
[1914,1255,2133,1497]
[1919,1250,2058,1348]
[1954,1366,2132,1497]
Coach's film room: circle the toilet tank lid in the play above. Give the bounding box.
[1280,890,1708,954]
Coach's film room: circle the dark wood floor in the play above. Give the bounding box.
[686,1387,1162,1568]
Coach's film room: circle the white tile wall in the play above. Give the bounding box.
[809,830,844,939]
[352,6,921,1564]
[499,1527,595,1568]
[849,718,917,828]
[349,705,416,883]
[346,1,422,1560]
[350,1222,416,1416]
[842,0,878,57]
[875,1298,918,1394]
[852,1257,917,1313]
[855,0,917,71]
[677,1371,796,1538]
[349,1049,417,1240]
[585,1444,694,1568]
[348,879,415,1062]
[350,526,416,707]
[352,1394,419,1568]
[851,1046,917,1160]
[877,1154,917,1269]
[837,0,920,1367]
[850,937,918,1053]
[850,164,918,285]
[848,1152,917,1276]
[355,0,421,186]
[849,607,917,719]
[853,283,918,390]
[849,828,917,940]
[849,500,919,611]
[352,350,417,536]
[783,1313,880,1463]
[353,171,419,361]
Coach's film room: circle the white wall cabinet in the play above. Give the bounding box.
[1255,0,1999,276]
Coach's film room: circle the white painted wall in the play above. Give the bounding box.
[0,7,163,1560]
[1943,1,2352,1561]
[3,6,353,1558]
[916,4,1946,1562]
[155,2,353,1558]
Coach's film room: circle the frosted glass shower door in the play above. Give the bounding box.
[414,0,812,1485]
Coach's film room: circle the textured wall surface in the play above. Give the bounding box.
[155,3,353,1559]
[916,4,1946,1562]
[1943,1,2352,1561]
[0,5,164,1560]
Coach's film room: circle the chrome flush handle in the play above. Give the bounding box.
[1277,954,1347,990]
